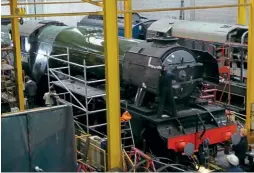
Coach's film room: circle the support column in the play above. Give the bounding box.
[10,0,25,111]
[246,0,254,141]
[238,0,247,25]
[124,0,132,38]
[103,0,123,170]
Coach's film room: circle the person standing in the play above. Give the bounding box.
[24,76,37,109]
[43,86,59,107]
[157,68,177,118]
[233,128,248,166]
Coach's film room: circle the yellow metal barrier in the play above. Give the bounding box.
[2,4,251,19]
[238,0,247,25]
[15,7,26,15]
[119,3,250,13]
[1,0,124,6]
[9,0,25,111]
[246,0,254,142]
[1,1,85,6]
[82,0,102,7]
[1,11,103,18]
[124,0,132,38]
[103,0,122,169]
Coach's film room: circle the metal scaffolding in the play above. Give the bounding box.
[45,45,106,134]
[44,43,135,167]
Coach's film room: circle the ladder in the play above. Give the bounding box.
[200,83,217,103]
[121,111,135,153]
[216,46,231,105]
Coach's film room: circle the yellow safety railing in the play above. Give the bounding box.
[1,1,91,6]
[1,0,123,6]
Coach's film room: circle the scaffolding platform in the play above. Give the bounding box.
[52,79,105,98]
[43,45,107,134]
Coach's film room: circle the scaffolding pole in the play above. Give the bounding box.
[1,0,124,6]
[2,11,103,18]
[1,1,84,6]
[118,3,250,13]
[10,0,24,111]
[246,0,254,141]
[238,0,247,25]
[103,0,122,169]
[124,0,132,38]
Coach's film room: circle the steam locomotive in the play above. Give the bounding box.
[146,19,248,113]
[3,20,237,166]
[77,14,156,40]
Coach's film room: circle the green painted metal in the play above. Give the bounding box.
[37,25,143,78]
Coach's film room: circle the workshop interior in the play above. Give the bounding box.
[1,0,254,172]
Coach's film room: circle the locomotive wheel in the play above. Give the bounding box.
[210,144,218,158]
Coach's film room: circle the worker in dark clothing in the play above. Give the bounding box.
[232,128,248,166]
[24,76,37,109]
[226,154,244,172]
[157,68,177,118]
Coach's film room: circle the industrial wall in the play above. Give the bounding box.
[1,0,100,26]
[1,0,249,26]
[131,0,239,23]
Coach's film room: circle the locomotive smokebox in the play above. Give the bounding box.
[122,36,203,101]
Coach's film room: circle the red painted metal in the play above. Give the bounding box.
[167,124,237,152]
[200,95,216,99]
[128,147,156,171]
[77,160,96,172]
[200,83,217,103]
[202,89,218,93]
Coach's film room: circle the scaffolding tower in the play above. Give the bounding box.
[43,43,135,155]
[45,45,106,134]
